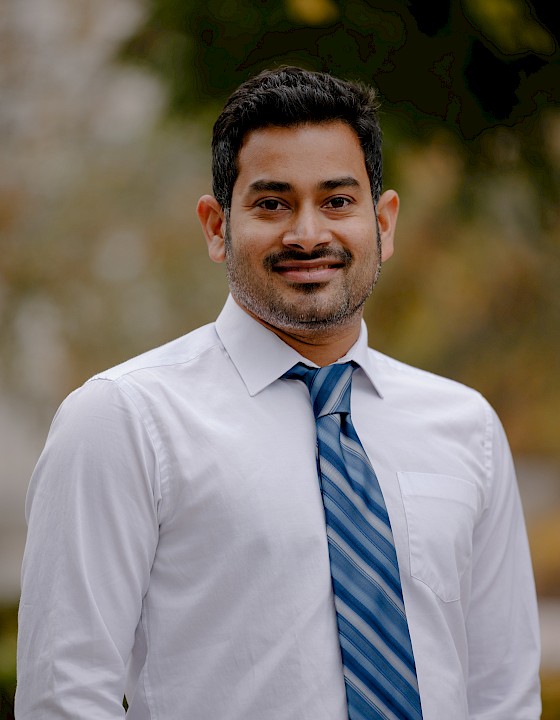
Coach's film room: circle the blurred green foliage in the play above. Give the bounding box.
[123,0,559,135]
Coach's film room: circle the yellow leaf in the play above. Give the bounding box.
[463,0,555,55]
[286,0,339,25]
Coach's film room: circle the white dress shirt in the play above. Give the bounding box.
[17,295,541,720]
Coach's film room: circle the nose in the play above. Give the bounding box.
[282,205,331,252]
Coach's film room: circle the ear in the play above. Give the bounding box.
[376,189,399,262]
[197,195,227,263]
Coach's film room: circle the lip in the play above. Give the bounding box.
[272,259,344,283]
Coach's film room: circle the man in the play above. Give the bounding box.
[17,67,540,719]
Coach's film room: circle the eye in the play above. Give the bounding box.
[324,196,352,209]
[257,198,285,211]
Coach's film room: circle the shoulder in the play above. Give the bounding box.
[51,321,226,436]
[367,347,494,428]
[369,347,484,400]
[91,321,222,384]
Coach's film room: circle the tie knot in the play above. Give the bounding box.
[283,362,355,417]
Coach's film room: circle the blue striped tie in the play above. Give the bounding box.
[284,362,422,720]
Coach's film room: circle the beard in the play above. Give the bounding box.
[223,218,383,333]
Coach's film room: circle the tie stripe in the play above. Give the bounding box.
[283,362,422,720]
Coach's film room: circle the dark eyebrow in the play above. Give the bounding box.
[248,180,293,194]
[319,176,361,191]
[247,177,361,194]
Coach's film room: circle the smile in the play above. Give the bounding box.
[272,260,344,284]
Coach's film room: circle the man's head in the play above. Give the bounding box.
[197,67,399,363]
[211,66,383,211]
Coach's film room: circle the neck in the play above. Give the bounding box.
[248,312,362,367]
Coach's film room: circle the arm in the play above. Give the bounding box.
[16,378,160,719]
[466,401,541,719]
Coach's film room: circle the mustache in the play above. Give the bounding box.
[263,247,353,271]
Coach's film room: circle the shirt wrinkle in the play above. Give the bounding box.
[105,376,165,526]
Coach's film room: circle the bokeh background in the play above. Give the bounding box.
[1,0,559,716]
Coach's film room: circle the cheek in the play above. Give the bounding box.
[347,228,379,259]
[226,233,266,271]
[229,228,278,263]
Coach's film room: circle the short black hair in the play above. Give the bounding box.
[211,66,383,210]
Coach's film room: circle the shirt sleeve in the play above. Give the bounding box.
[466,400,541,720]
[16,378,161,719]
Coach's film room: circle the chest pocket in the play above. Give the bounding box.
[397,472,479,602]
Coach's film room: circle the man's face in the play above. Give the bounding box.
[218,122,394,334]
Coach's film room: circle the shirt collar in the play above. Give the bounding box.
[215,295,384,398]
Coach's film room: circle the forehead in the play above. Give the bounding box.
[234,121,369,191]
